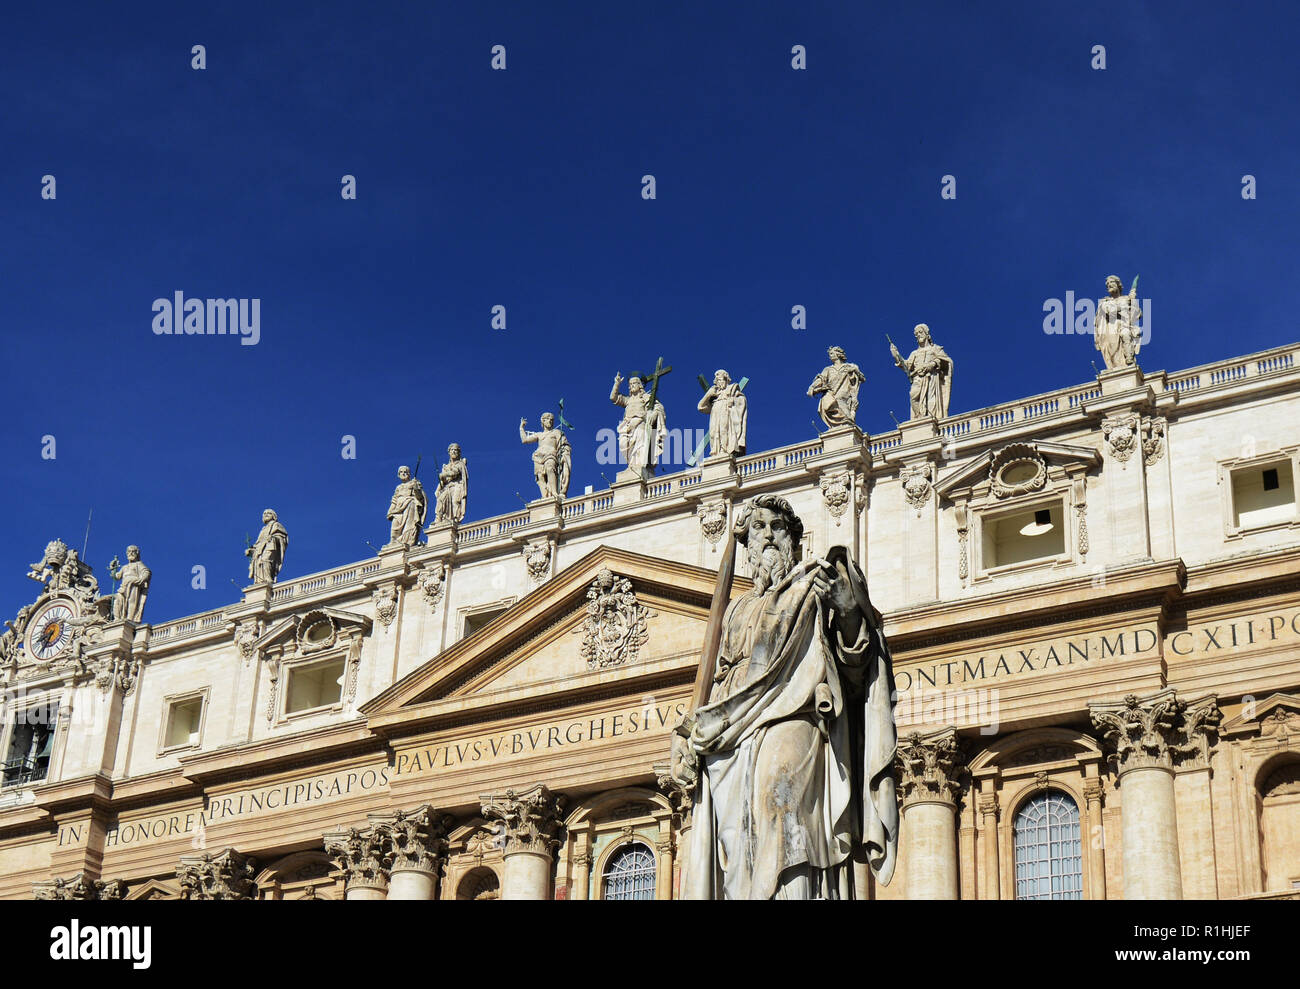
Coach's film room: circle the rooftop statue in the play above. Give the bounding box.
[890,323,954,420]
[386,465,428,548]
[434,444,468,524]
[109,545,151,622]
[247,510,288,585]
[1095,274,1142,370]
[697,369,748,457]
[520,413,572,500]
[807,346,864,429]
[610,372,667,478]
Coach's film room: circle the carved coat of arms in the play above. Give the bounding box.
[573,568,655,670]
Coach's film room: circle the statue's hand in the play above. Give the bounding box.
[670,726,699,788]
[811,559,857,616]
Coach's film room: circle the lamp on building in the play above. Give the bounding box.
[1019,508,1055,537]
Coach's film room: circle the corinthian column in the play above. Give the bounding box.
[895,728,964,900]
[176,847,258,900]
[370,805,452,900]
[480,784,566,900]
[324,825,392,901]
[1089,690,1220,900]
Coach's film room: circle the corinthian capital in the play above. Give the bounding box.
[1089,689,1221,775]
[176,847,258,900]
[370,804,453,875]
[33,873,125,901]
[895,727,965,807]
[480,783,567,856]
[324,824,392,891]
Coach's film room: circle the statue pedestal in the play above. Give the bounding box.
[426,522,457,554]
[1098,363,1144,396]
[612,474,647,507]
[699,453,736,484]
[820,423,865,454]
[241,583,273,608]
[528,497,562,523]
[898,416,939,445]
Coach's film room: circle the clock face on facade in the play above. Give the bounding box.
[26,602,76,661]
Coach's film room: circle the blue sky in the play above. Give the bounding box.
[2,0,1297,623]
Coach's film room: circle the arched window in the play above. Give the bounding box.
[1013,791,1082,900]
[456,867,500,900]
[1258,760,1300,891]
[602,842,656,900]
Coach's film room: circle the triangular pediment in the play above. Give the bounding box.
[361,546,744,724]
[1221,692,1300,736]
[935,439,1101,498]
[254,606,371,652]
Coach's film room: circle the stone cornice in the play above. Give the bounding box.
[884,558,1185,648]
[177,722,380,787]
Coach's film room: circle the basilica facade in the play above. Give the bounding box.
[3,342,1299,901]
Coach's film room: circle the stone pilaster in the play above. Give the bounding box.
[176,847,258,900]
[1082,777,1107,900]
[480,784,566,900]
[369,804,452,900]
[655,761,694,900]
[323,825,392,901]
[895,727,964,900]
[1089,690,1221,900]
[976,790,1000,901]
[33,873,125,900]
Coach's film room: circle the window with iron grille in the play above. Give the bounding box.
[1013,791,1082,900]
[602,842,655,900]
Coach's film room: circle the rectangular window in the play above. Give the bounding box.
[284,656,345,715]
[164,696,205,749]
[1231,461,1297,529]
[982,503,1066,569]
[463,606,508,639]
[2,701,59,788]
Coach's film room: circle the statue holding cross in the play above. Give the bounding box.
[611,358,670,480]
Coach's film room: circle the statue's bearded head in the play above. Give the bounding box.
[914,323,931,345]
[735,495,804,593]
[448,443,461,459]
[1106,275,1122,296]
[827,346,846,363]
[714,369,731,388]
[629,376,644,395]
[541,412,555,429]
[262,509,277,524]
[126,545,140,561]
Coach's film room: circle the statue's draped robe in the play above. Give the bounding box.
[904,344,953,419]
[250,522,288,583]
[387,480,426,545]
[436,461,468,522]
[699,383,748,456]
[613,392,666,473]
[1095,295,1141,369]
[684,550,898,899]
[115,561,151,621]
[809,362,864,427]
